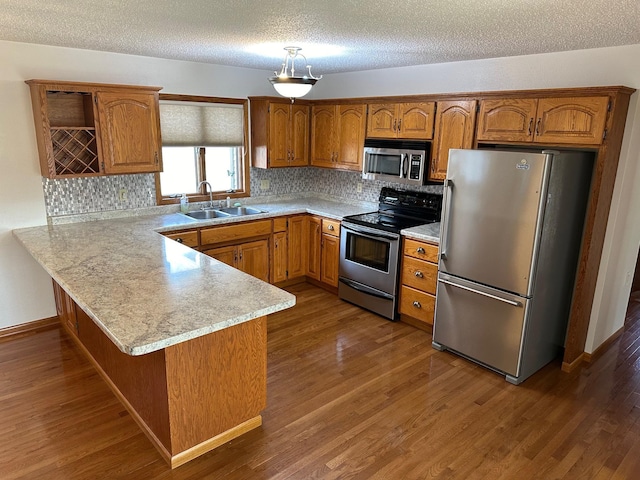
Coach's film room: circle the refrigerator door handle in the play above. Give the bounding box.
[438,278,523,307]
[440,178,453,260]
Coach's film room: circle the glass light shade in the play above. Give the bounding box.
[269,76,317,98]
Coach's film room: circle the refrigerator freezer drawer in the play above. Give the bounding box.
[433,273,528,377]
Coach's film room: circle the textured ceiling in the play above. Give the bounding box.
[1,0,639,74]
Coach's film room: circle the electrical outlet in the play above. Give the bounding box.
[260,179,270,190]
[357,182,363,193]
[119,188,127,202]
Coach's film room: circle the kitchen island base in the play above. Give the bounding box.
[68,307,267,469]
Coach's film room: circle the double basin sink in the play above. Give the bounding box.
[183,206,264,220]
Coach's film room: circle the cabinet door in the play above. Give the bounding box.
[290,104,310,166]
[272,231,288,283]
[321,233,340,287]
[238,239,270,282]
[203,245,237,267]
[288,215,307,279]
[366,103,398,138]
[534,96,609,145]
[476,99,537,143]
[96,90,162,174]
[335,104,366,171]
[268,103,291,167]
[398,102,435,140]
[307,216,322,281]
[429,100,477,181]
[310,105,336,168]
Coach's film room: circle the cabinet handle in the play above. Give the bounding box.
[397,119,402,131]
[176,238,183,244]
[155,152,159,165]
[414,271,423,278]
[416,247,425,254]
[528,118,533,136]
[535,118,541,136]
[413,301,422,309]
[393,119,397,131]
[328,224,334,231]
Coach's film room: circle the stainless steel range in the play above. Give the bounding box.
[339,187,442,320]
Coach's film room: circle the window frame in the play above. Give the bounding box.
[155,94,250,205]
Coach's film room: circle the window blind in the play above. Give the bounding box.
[159,101,244,147]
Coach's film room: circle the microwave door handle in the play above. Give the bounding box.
[402,154,409,178]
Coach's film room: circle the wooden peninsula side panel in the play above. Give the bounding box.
[73,306,267,468]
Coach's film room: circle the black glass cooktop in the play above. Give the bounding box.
[343,187,443,233]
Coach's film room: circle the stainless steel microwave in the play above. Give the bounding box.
[362,140,430,186]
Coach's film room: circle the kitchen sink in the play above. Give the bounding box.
[183,209,232,220]
[215,206,265,216]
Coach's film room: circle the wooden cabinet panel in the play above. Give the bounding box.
[321,233,340,287]
[307,216,322,281]
[310,105,336,168]
[535,97,609,145]
[288,216,307,279]
[366,103,397,138]
[203,244,236,267]
[403,239,439,262]
[321,218,340,237]
[476,99,537,142]
[399,286,435,326]
[401,257,438,294]
[335,105,366,170]
[477,96,609,145]
[290,104,310,166]
[200,220,272,246]
[268,103,290,167]
[366,102,435,140]
[430,100,477,181]
[163,230,199,248]
[272,231,288,283]
[311,104,366,171]
[52,279,78,336]
[272,217,288,233]
[96,90,162,174]
[238,239,270,282]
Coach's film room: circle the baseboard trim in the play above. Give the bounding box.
[561,352,585,373]
[0,316,59,342]
[584,325,625,363]
[400,314,433,334]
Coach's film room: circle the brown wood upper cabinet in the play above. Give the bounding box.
[250,99,310,168]
[429,100,477,181]
[476,96,610,145]
[310,104,367,171]
[26,80,163,178]
[367,102,436,140]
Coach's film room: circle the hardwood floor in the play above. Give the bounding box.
[2,283,640,479]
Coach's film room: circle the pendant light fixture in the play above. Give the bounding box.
[269,47,322,99]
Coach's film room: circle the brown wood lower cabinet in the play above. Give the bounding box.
[271,215,307,284]
[52,280,267,469]
[52,279,78,336]
[203,239,269,282]
[307,216,341,289]
[400,238,439,330]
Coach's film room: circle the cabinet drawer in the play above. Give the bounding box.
[273,217,288,233]
[201,220,272,246]
[399,286,435,325]
[401,256,437,294]
[163,230,199,248]
[403,238,438,262]
[322,218,340,237]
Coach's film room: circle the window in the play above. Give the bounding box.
[156,95,249,204]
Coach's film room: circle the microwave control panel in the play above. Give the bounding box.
[409,155,423,180]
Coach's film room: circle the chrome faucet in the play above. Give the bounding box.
[198,181,214,208]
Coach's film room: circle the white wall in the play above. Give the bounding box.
[2,39,640,356]
[310,44,640,354]
[0,40,275,329]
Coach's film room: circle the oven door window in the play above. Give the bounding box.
[345,231,390,272]
[368,153,401,176]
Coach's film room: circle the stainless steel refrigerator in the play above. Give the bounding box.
[432,148,594,384]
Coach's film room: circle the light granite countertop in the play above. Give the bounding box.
[13,197,377,356]
[401,222,441,244]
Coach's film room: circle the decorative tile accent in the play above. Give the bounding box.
[44,168,443,218]
[42,174,157,216]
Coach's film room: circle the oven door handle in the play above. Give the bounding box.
[339,278,395,300]
[342,223,399,241]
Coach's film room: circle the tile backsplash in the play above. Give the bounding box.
[43,168,443,217]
